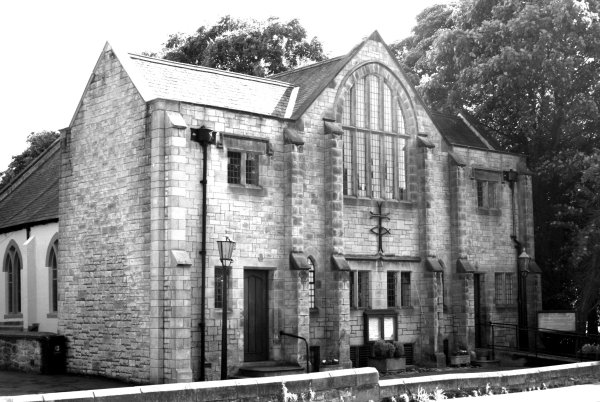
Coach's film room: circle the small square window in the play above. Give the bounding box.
[476,180,498,209]
[228,151,260,186]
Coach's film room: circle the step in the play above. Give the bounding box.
[238,362,305,378]
[0,321,24,332]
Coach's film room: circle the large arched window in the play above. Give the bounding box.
[47,239,58,313]
[342,74,408,200]
[3,244,22,314]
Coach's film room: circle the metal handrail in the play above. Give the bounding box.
[479,321,600,362]
[279,331,310,373]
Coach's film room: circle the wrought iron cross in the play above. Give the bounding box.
[370,202,391,253]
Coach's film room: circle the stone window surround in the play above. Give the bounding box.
[223,133,270,190]
[341,73,409,201]
[334,62,418,204]
[495,272,516,306]
[350,271,369,309]
[386,271,412,309]
[46,234,59,314]
[3,241,22,316]
[472,168,502,214]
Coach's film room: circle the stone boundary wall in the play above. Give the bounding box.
[0,332,65,374]
[2,363,600,402]
[380,361,600,400]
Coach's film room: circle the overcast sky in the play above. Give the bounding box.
[0,0,448,173]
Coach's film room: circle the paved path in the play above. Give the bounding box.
[0,371,130,397]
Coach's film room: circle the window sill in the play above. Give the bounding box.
[3,313,23,319]
[228,184,267,196]
[344,197,414,209]
[476,208,501,216]
[47,312,58,319]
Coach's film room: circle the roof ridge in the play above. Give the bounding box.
[270,55,345,78]
[128,53,296,88]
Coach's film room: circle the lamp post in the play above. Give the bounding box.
[217,236,235,380]
[518,249,531,350]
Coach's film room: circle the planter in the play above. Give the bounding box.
[449,354,470,367]
[367,357,406,373]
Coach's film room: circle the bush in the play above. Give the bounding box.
[393,341,405,357]
[372,340,395,358]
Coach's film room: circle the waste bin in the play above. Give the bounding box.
[41,335,67,374]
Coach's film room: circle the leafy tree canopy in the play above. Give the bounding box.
[394,0,600,322]
[0,131,60,191]
[158,16,326,77]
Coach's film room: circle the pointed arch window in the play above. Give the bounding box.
[342,74,408,200]
[47,239,58,313]
[3,245,22,314]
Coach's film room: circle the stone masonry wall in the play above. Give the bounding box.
[58,47,151,383]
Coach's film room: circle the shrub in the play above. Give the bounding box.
[393,341,405,357]
[372,340,395,358]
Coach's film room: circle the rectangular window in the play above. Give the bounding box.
[397,137,407,200]
[356,79,366,128]
[245,153,259,185]
[343,129,353,195]
[477,180,498,208]
[356,132,367,197]
[400,272,411,307]
[369,75,380,130]
[350,271,369,309]
[495,272,515,305]
[215,267,224,309]
[383,135,394,199]
[371,134,380,198]
[387,271,397,307]
[228,151,260,186]
[227,151,241,184]
[383,86,392,132]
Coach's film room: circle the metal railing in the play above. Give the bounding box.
[479,321,600,362]
[280,331,310,373]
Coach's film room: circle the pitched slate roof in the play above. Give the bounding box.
[271,55,350,120]
[124,53,298,119]
[430,112,494,150]
[0,141,60,233]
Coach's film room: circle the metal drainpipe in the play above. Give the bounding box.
[191,127,214,381]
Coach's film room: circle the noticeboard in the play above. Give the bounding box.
[537,311,576,332]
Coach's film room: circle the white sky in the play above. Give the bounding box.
[0,0,448,173]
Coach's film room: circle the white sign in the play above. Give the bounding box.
[538,311,576,332]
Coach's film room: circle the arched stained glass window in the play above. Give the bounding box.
[342,74,408,200]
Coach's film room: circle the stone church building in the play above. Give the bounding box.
[0,32,541,383]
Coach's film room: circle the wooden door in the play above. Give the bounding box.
[474,274,482,347]
[244,270,269,361]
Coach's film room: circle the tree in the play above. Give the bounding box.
[394,0,600,323]
[0,131,60,190]
[159,16,326,77]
